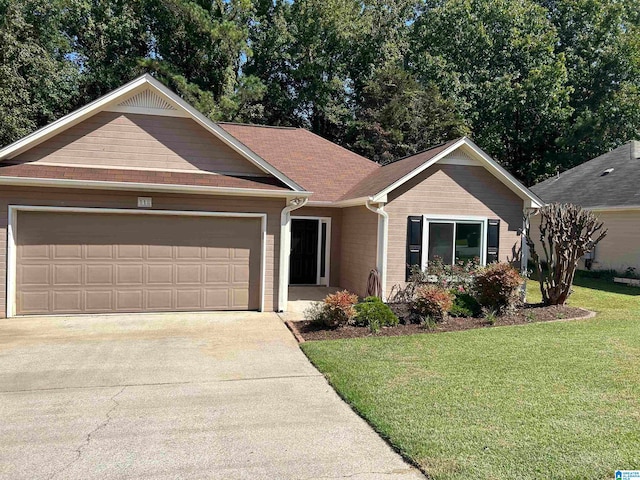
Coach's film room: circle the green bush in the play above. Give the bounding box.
[354,296,399,333]
[449,292,481,317]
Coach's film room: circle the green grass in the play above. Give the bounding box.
[301,274,640,479]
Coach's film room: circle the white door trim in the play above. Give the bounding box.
[290,216,332,286]
[6,205,268,317]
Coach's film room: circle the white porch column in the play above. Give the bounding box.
[365,199,389,300]
[278,197,308,312]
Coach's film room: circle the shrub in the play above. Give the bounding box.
[483,308,498,325]
[322,290,358,328]
[304,301,326,326]
[449,292,481,318]
[354,296,399,333]
[413,285,454,321]
[474,262,523,313]
[426,256,480,292]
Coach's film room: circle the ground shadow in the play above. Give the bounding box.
[572,273,640,297]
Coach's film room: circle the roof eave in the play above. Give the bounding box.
[0,176,312,198]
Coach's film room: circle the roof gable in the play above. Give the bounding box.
[9,111,267,177]
[340,137,542,207]
[0,75,305,192]
[531,141,640,209]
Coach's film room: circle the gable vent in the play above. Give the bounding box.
[118,90,177,111]
[105,88,187,117]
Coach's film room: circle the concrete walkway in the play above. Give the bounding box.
[0,312,424,480]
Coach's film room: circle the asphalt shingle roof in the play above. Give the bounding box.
[531,141,640,208]
[340,139,461,200]
[219,123,380,202]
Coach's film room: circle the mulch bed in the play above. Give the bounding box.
[288,304,592,342]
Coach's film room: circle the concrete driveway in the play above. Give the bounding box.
[0,312,424,480]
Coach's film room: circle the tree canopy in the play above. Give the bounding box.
[1,0,638,185]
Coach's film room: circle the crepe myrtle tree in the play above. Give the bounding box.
[524,203,607,305]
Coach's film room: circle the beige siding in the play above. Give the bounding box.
[0,187,284,317]
[385,164,524,295]
[12,112,266,176]
[529,210,640,273]
[339,206,378,298]
[294,206,342,286]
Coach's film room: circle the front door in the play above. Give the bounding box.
[290,219,319,284]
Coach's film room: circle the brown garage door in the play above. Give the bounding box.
[15,211,262,315]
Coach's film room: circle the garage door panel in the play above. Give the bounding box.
[86,264,114,285]
[86,245,114,259]
[204,289,229,309]
[147,290,173,310]
[20,291,50,314]
[86,291,114,311]
[176,264,202,284]
[148,245,173,259]
[231,288,249,309]
[53,265,82,285]
[176,289,202,309]
[116,264,144,285]
[20,265,51,286]
[117,290,144,310]
[205,247,231,259]
[205,264,230,284]
[21,244,49,259]
[147,264,173,284]
[53,244,82,259]
[15,211,261,315]
[116,244,144,259]
[177,246,202,259]
[53,291,82,313]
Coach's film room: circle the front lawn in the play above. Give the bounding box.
[301,275,640,479]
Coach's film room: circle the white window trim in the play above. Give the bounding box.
[6,205,268,318]
[421,214,488,270]
[290,216,332,286]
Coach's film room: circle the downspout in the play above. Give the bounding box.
[278,197,308,312]
[521,201,537,302]
[366,198,389,301]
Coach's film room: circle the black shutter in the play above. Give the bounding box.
[486,219,500,263]
[406,216,423,280]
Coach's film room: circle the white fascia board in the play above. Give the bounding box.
[0,176,311,198]
[0,74,305,193]
[0,76,150,159]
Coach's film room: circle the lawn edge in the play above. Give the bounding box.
[284,320,306,343]
[299,344,433,480]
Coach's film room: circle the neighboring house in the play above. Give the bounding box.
[0,75,542,317]
[531,140,640,273]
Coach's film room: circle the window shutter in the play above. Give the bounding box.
[486,219,500,263]
[406,216,423,281]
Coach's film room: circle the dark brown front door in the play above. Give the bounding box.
[290,219,318,284]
